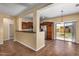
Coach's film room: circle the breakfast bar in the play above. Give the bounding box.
[15,31,45,51]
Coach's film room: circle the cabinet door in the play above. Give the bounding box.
[47,25,52,40]
[41,22,54,40]
[52,23,54,40]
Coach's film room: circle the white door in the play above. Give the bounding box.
[9,24,14,40]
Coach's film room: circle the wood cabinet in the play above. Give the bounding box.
[22,22,33,29]
[41,22,54,40]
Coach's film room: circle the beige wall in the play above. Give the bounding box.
[42,13,79,22]
[41,13,79,43]
[15,30,45,51]
[0,14,14,44]
[17,17,22,31]
[3,17,14,41]
[22,19,32,22]
[13,17,18,41]
[36,32,45,50]
[3,18,10,41]
[35,10,45,50]
[16,32,36,50]
[14,9,45,51]
[0,18,3,44]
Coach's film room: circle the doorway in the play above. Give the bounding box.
[3,18,14,41]
[55,22,76,42]
[8,23,14,40]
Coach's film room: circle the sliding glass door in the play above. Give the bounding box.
[55,22,65,40]
[55,22,76,42]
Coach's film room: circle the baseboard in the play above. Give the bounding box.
[0,40,3,45]
[75,41,79,44]
[13,39,17,41]
[0,43,3,45]
[35,44,45,51]
[4,39,9,41]
[16,40,45,51]
[16,40,36,51]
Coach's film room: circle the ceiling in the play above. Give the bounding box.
[0,3,45,16]
[23,13,33,20]
[0,3,78,19]
[40,3,79,19]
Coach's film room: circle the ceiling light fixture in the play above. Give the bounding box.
[61,10,64,22]
[76,4,79,7]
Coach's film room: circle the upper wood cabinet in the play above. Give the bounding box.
[22,22,33,29]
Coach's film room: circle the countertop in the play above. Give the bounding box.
[16,31,36,33]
